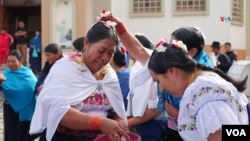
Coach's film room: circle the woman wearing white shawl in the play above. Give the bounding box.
[109,17,166,140]
[29,20,128,141]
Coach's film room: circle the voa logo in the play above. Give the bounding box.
[226,129,247,136]
[220,16,232,22]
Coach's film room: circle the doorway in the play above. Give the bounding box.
[3,6,41,50]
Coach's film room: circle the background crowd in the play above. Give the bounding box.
[0,9,248,141]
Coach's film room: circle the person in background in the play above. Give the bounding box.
[110,49,130,110]
[158,27,215,141]
[72,37,85,53]
[29,29,42,74]
[211,41,231,73]
[14,21,28,66]
[65,29,72,41]
[1,50,37,141]
[0,28,14,67]
[29,18,129,141]
[148,41,249,141]
[35,43,63,94]
[171,27,213,68]
[224,42,237,63]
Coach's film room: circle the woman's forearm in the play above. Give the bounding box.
[115,22,150,65]
[129,108,158,126]
[208,130,222,141]
[60,108,92,130]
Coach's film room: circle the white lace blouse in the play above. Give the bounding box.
[178,73,249,141]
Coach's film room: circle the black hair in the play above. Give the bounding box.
[113,50,126,67]
[148,44,247,92]
[1,28,6,31]
[86,22,118,46]
[44,43,60,54]
[35,29,41,33]
[135,34,154,50]
[8,50,23,62]
[73,37,85,52]
[224,42,231,47]
[171,27,205,57]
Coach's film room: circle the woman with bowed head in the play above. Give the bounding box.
[29,16,129,141]
[148,41,249,141]
[157,27,215,140]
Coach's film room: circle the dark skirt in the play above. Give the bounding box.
[29,48,41,72]
[135,119,166,141]
[3,101,36,141]
[164,127,183,141]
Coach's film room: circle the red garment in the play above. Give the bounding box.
[0,33,13,66]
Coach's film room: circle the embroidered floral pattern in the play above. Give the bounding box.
[186,86,231,111]
[83,92,110,106]
[179,86,247,132]
[178,116,197,131]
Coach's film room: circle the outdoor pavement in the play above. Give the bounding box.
[0,64,6,141]
[0,65,5,141]
[0,104,3,141]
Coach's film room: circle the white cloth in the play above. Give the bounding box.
[29,56,127,141]
[178,73,249,141]
[126,48,156,117]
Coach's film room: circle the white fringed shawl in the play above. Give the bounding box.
[29,56,127,141]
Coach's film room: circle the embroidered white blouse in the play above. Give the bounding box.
[29,56,127,141]
[178,73,249,141]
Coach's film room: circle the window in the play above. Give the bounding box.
[130,0,164,17]
[231,0,243,25]
[173,0,209,16]
[4,0,41,6]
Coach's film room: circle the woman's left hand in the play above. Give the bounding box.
[0,74,6,83]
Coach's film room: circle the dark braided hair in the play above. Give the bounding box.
[148,43,247,92]
[196,63,247,92]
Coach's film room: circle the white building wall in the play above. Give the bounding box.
[88,0,246,49]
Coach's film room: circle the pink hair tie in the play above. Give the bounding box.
[120,46,126,53]
[155,38,168,48]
